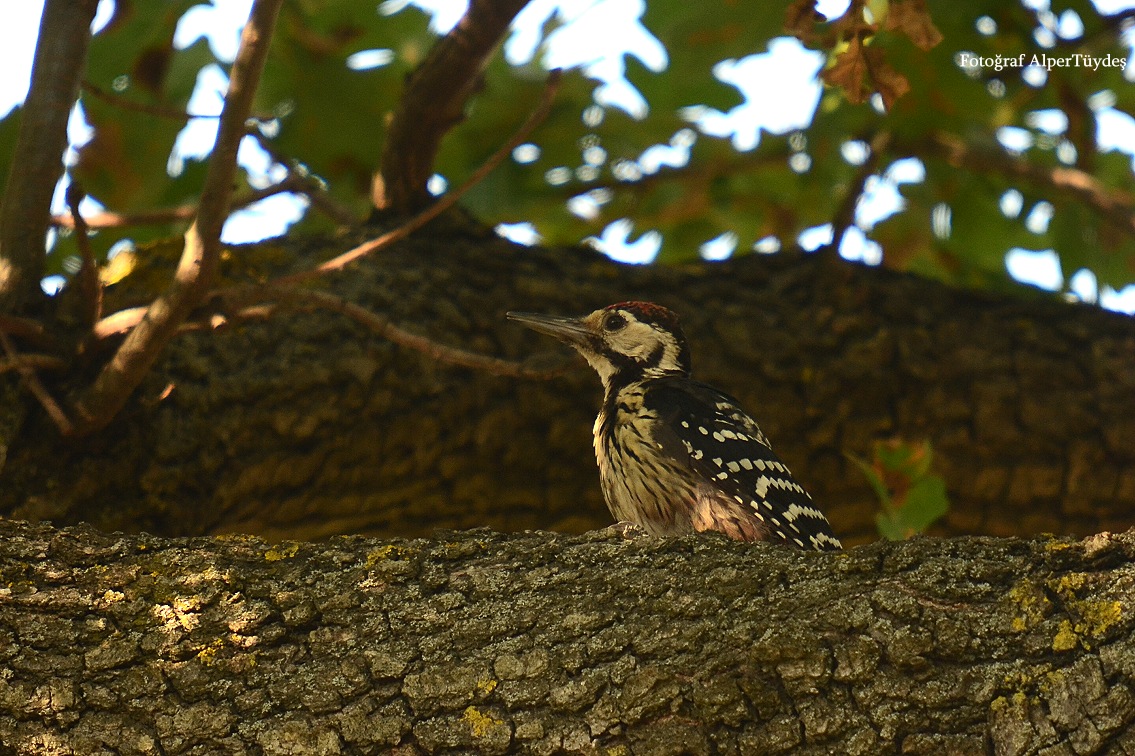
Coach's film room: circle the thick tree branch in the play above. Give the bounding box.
[373,0,533,214]
[0,0,99,314]
[1,519,1133,753]
[5,239,1134,544]
[71,0,284,434]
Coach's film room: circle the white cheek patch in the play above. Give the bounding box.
[616,322,661,361]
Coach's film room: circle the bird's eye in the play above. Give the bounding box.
[603,313,627,332]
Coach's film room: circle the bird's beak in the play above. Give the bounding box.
[506,311,592,348]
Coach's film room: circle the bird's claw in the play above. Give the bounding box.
[603,520,648,540]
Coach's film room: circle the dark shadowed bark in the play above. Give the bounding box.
[1,519,1133,754]
[1,231,1133,544]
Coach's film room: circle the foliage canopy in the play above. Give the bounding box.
[2,0,1133,300]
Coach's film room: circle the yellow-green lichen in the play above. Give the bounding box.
[366,544,405,567]
[1052,620,1079,652]
[1040,669,1066,693]
[196,638,225,665]
[1077,599,1123,636]
[1008,579,1052,631]
[1051,600,1124,651]
[265,542,300,561]
[1045,572,1125,651]
[1051,572,1088,594]
[476,678,498,696]
[1001,668,1048,690]
[990,691,1030,714]
[463,706,504,738]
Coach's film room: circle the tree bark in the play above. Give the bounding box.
[0,0,99,313]
[2,231,1134,543]
[1,518,1133,754]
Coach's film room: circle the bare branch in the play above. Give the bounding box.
[72,0,284,434]
[50,176,332,231]
[0,0,100,313]
[0,330,72,434]
[51,205,198,231]
[912,131,1135,238]
[89,306,148,341]
[826,131,890,255]
[224,286,572,379]
[373,0,533,213]
[80,78,212,121]
[245,127,359,226]
[0,353,67,375]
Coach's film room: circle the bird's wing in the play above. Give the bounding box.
[643,378,842,550]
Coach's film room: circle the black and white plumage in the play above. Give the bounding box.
[507,301,841,550]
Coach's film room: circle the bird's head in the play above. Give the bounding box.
[508,301,691,387]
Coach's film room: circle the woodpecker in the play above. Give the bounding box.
[508,302,841,550]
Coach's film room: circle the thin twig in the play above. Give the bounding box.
[272,69,563,288]
[65,180,103,326]
[828,131,890,255]
[51,176,318,231]
[0,314,48,340]
[909,131,1135,237]
[81,79,218,121]
[222,286,572,379]
[0,353,67,375]
[0,330,73,434]
[52,205,198,230]
[72,0,285,434]
[245,127,359,226]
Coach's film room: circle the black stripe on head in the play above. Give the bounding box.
[605,302,692,375]
[606,302,681,332]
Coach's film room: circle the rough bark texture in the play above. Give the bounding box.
[2,231,1134,543]
[1,519,1133,754]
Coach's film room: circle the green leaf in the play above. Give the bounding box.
[255,0,437,210]
[634,0,786,114]
[77,1,211,211]
[874,511,908,541]
[901,475,950,533]
[845,452,892,508]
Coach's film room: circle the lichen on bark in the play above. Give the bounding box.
[1,519,1133,753]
